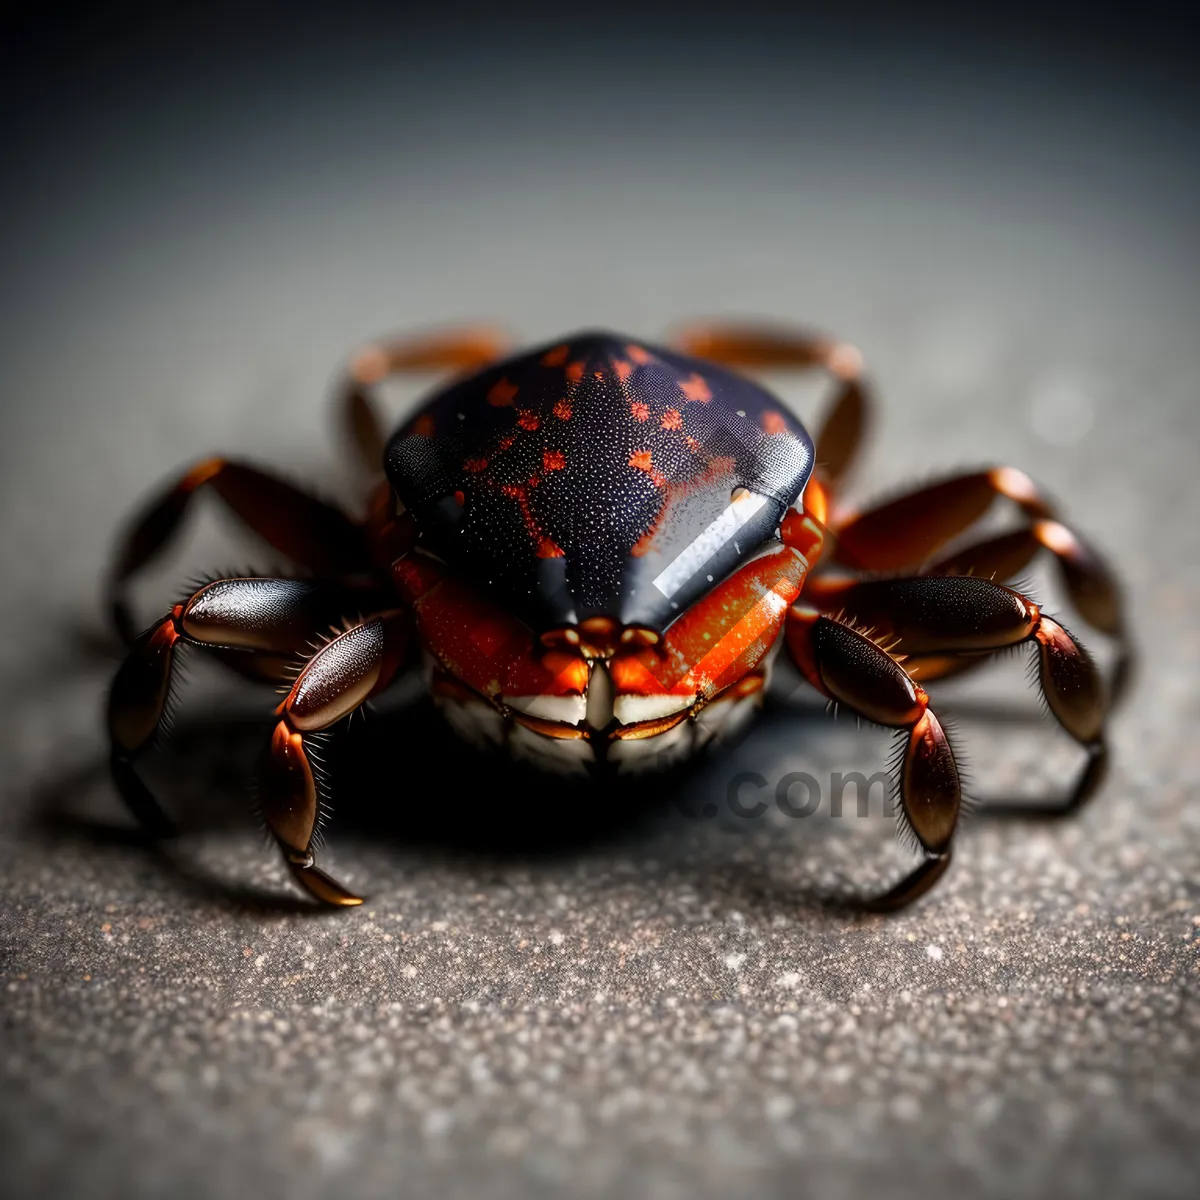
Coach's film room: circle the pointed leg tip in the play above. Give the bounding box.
[110,752,178,839]
[862,851,953,913]
[289,862,365,908]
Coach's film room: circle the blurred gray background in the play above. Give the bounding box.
[1,4,1198,1198]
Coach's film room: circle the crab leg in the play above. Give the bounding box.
[828,469,1123,627]
[669,321,869,487]
[339,325,512,477]
[924,520,1129,698]
[829,467,1051,572]
[259,612,410,906]
[108,578,380,836]
[784,605,962,910]
[799,574,1109,814]
[819,467,1126,677]
[107,459,368,643]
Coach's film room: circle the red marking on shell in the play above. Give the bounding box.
[761,410,788,435]
[543,449,566,472]
[614,359,633,381]
[412,414,436,437]
[484,376,518,410]
[496,433,517,453]
[593,369,605,380]
[398,558,587,705]
[565,361,585,384]
[679,373,712,403]
[463,456,489,473]
[517,410,540,431]
[500,482,564,559]
[658,546,808,697]
[553,398,572,420]
[630,400,650,422]
[631,525,658,557]
[629,450,665,488]
[683,434,702,453]
[505,649,587,698]
[487,377,519,407]
[626,344,653,365]
[661,408,683,431]
[541,344,570,367]
[453,490,465,506]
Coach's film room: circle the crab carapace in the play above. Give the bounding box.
[107,322,1128,909]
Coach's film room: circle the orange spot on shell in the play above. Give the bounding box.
[626,344,653,365]
[565,361,585,384]
[629,450,665,488]
[631,526,658,557]
[614,359,632,381]
[661,408,683,431]
[487,377,519,406]
[463,456,489,473]
[683,435,702,453]
[543,449,566,471]
[541,344,569,367]
[630,401,650,422]
[500,481,564,558]
[496,433,516,453]
[761,410,788,434]
[679,373,712,403]
[553,398,572,420]
[517,410,540,431]
[412,414,436,437]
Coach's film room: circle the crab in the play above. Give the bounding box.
[107,322,1127,909]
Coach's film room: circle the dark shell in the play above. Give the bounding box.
[385,331,813,633]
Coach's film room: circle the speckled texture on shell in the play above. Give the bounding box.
[386,332,813,632]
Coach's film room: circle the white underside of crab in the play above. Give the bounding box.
[429,646,778,775]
